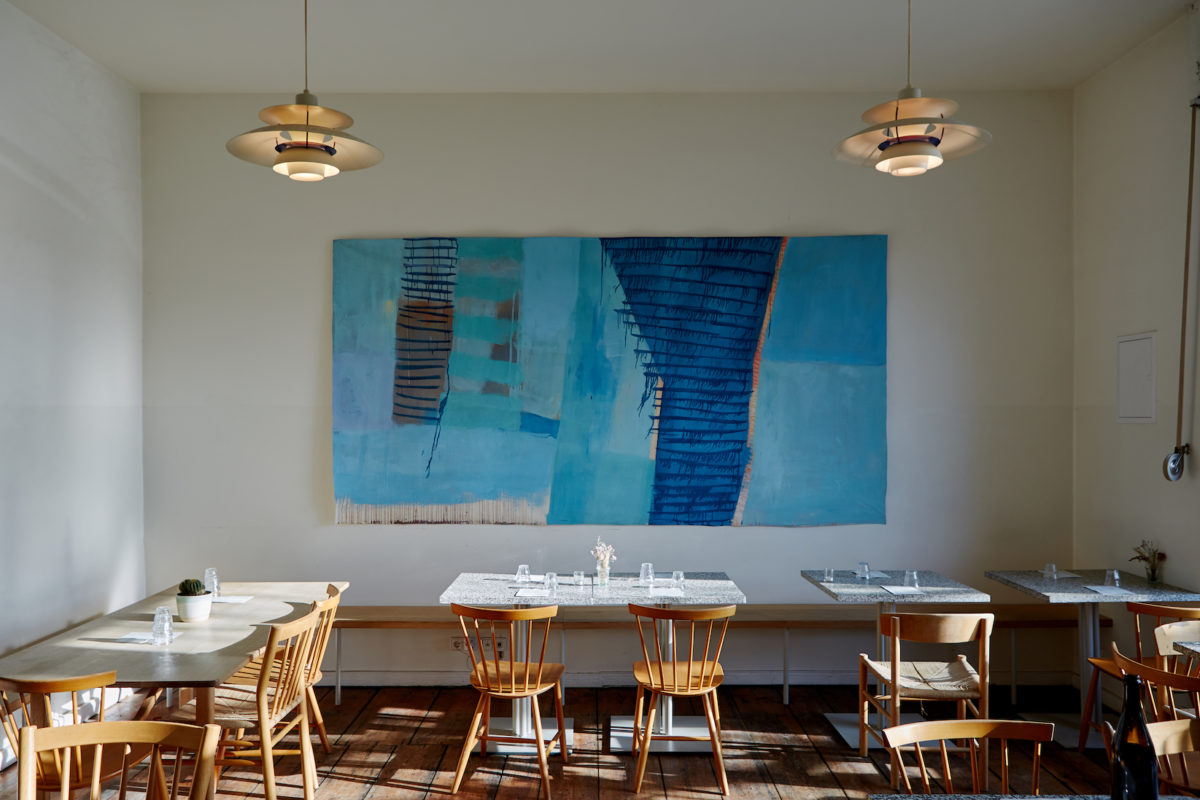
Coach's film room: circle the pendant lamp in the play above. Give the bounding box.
[835,0,990,177]
[227,0,382,182]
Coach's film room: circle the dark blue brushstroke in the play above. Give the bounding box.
[519,412,561,437]
[603,237,781,525]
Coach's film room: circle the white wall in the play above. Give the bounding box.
[141,88,1074,681]
[0,2,144,652]
[1074,15,1200,589]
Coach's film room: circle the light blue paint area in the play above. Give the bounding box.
[517,238,580,422]
[333,426,554,507]
[520,412,560,437]
[458,237,524,264]
[453,314,515,344]
[765,236,886,366]
[454,273,522,302]
[548,245,654,524]
[447,351,523,386]
[332,239,406,356]
[332,353,396,431]
[743,361,886,525]
[441,391,522,431]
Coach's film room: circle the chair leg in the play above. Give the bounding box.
[1079,664,1101,752]
[299,703,318,800]
[553,682,569,764]
[858,657,870,756]
[531,694,552,800]
[451,693,487,794]
[479,696,491,756]
[702,692,729,795]
[260,725,278,800]
[632,693,658,794]
[307,684,332,754]
[632,685,645,758]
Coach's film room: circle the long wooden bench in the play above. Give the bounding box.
[330,603,1111,705]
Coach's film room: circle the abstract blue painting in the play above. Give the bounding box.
[332,236,886,525]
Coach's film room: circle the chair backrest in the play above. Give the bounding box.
[1147,718,1200,790]
[883,612,993,681]
[256,608,323,726]
[306,583,343,683]
[451,603,558,695]
[1128,603,1200,663]
[628,604,737,694]
[1113,642,1200,722]
[0,671,117,787]
[1154,620,1200,674]
[883,718,1055,795]
[18,720,220,800]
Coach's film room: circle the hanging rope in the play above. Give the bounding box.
[1166,101,1199,480]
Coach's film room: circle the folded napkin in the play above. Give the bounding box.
[116,632,180,644]
[211,595,252,604]
[649,587,684,598]
[515,588,551,598]
[1083,584,1133,595]
[881,585,922,596]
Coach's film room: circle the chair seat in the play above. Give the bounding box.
[34,741,155,791]
[164,685,300,730]
[1162,751,1200,793]
[863,657,980,700]
[633,660,724,695]
[469,661,564,697]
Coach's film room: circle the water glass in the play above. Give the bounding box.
[152,606,174,646]
[672,570,685,588]
[821,568,835,582]
[640,562,654,586]
[573,570,585,586]
[204,567,220,597]
[857,561,870,580]
[1043,562,1057,580]
[544,571,558,598]
[515,564,531,583]
[1106,569,1120,587]
[903,570,920,588]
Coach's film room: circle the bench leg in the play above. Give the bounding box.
[335,629,343,706]
[782,628,790,705]
[1010,629,1017,706]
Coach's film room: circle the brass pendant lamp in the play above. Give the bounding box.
[227,0,382,182]
[835,0,990,177]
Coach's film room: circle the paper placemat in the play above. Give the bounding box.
[881,585,923,596]
[212,595,252,604]
[116,632,180,644]
[1084,584,1133,595]
[515,588,551,598]
[649,587,684,598]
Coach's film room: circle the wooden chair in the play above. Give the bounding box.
[859,612,993,762]
[1155,620,1200,677]
[0,671,157,795]
[1146,718,1200,794]
[18,720,220,800]
[1112,642,1200,723]
[450,603,566,800]
[166,606,323,800]
[883,718,1055,795]
[627,603,737,795]
[1079,603,1200,751]
[226,583,343,752]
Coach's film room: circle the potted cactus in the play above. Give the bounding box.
[176,578,213,622]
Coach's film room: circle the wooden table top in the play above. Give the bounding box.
[0,581,347,688]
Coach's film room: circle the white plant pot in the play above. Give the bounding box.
[176,593,212,622]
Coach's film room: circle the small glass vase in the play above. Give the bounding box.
[596,563,610,586]
[1145,566,1162,585]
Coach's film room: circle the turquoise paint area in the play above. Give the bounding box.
[517,238,577,422]
[547,243,654,524]
[454,272,522,302]
[743,361,886,525]
[333,426,554,507]
[458,237,524,263]
[441,391,522,431]
[447,351,523,386]
[765,236,887,366]
[453,314,515,344]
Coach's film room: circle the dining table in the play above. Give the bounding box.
[0,580,347,725]
[439,569,746,754]
[801,568,992,748]
[984,568,1200,741]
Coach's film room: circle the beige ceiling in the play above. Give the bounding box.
[9,0,1191,94]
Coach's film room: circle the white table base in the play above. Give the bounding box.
[609,715,715,753]
[825,711,924,750]
[474,717,573,754]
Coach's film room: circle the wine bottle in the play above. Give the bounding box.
[1110,673,1158,800]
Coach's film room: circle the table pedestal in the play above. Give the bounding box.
[475,717,574,754]
[609,715,714,753]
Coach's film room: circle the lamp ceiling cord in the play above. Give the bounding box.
[1164,100,1199,481]
[304,0,310,148]
[905,0,912,90]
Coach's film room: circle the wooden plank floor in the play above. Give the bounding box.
[0,685,1113,799]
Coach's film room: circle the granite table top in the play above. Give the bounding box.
[800,570,990,604]
[985,569,1200,604]
[1174,640,1200,658]
[439,571,746,607]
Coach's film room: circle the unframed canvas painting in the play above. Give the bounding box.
[332,236,886,525]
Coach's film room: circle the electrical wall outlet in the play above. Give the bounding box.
[451,635,507,660]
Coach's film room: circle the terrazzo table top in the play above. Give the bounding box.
[800,570,990,604]
[1174,640,1200,658]
[984,569,1200,604]
[439,571,746,607]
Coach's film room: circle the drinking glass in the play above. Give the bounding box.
[516,564,531,583]
[857,561,870,580]
[204,567,220,597]
[672,570,685,588]
[1106,569,1120,587]
[544,571,558,598]
[821,568,835,582]
[573,570,585,586]
[903,570,920,588]
[1043,562,1057,580]
[152,606,174,646]
[640,562,654,586]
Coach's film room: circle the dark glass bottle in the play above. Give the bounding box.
[1110,673,1158,800]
